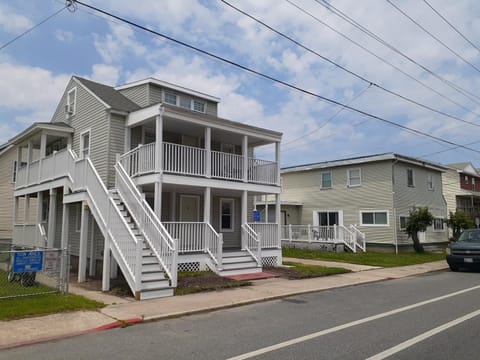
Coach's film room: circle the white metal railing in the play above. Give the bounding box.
[116,162,177,287]
[248,223,279,248]
[163,222,223,269]
[163,142,206,176]
[281,224,363,253]
[350,224,366,252]
[248,158,277,185]
[211,151,243,181]
[119,143,155,177]
[241,223,261,266]
[12,224,48,248]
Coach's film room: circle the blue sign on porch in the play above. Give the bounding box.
[12,251,44,273]
[253,210,261,222]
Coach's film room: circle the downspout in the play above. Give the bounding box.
[392,158,399,254]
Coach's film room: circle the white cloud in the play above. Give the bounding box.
[55,29,74,43]
[90,64,120,85]
[0,4,33,33]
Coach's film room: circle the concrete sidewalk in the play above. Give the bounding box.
[0,260,448,349]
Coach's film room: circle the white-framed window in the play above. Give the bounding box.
[399,215,409,230]
[66,87,76,115]
[80,130,90,158]
[433,218,445,231]
[180,96,191,109]
[407,168,415,187]
[360,210,389,226]
[427,174,434,191]
[320,171,332,189]
[193,100,206,113]
[220,198,234,232]
[347,168,361,187]
[164,91,178,105]
[12,160,27,183]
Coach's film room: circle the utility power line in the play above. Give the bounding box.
[70,0,480,156]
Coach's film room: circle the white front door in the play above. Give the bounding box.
[180,195,200,222]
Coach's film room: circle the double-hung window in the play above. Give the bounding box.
[427,174,434,190]
[347,168,361,187]
[399,216,409,230]
[407,169,415,187]
[66,87,76,115]
[320,171,332,189]
[164,91,178,105]
[361,210,389,226]
[193,100,206,113]
[433,218,444,231]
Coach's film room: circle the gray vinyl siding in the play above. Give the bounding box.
[281,160,395,245]
[149,84,163,104]
[393,162,448,244]
[118,85,149,107]
[107,113,126,188]
[67,203,104,260]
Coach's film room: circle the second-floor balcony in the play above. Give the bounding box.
[119,142,279,186]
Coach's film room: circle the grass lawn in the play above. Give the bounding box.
[283,248,445,267]
[0,294,104,321]
[268,261,351,279]
[174,271,252,296]
[0,270,54,297]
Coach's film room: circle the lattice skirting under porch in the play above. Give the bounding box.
[178,262,201,272]
[261,256,278,268]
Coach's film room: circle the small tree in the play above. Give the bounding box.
[445,210,475,241]
[405,207,434,253]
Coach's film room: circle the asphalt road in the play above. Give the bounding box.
[3,269,480,360]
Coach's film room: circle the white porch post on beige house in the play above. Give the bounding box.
[204,187,211,223]
[154,110,164,219]
[242,135,248,182]
[205,127,211,178]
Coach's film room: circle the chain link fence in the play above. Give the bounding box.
[0,244,70,300]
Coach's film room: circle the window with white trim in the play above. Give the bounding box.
[407,168,415,187]
[399,215,409,230]
[193,100,205,113]
[433,218,444,231]
[80,130,90,158]
[180,96,191,109]
[12,160,27,183]
[164,91,177,105]
[320,171,332,189]
[360,210,389,226]
[427,174,434,190]
[220,198,234,232]
[66,87,76,115]
[347,168,361,187]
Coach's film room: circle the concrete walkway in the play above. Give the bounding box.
[0,260,448,350]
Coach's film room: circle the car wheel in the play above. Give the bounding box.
[449,265,459,272]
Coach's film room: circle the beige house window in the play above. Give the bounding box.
[407,169,415,187]
[320,171,332,189]
[347,168,361,187]
[427,174,434,190]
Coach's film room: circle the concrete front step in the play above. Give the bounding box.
[141,271,165,282]
[222,256,255,264]
[140,287,174,300]
[219,266,262,277]
[141,278,170,290]
[222,261,258,270]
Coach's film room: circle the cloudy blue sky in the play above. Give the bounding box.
[1,0,480,167]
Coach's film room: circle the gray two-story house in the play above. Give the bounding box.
[10,76,283,299]
[277,153,448,251]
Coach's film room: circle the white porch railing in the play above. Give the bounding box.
[241,223,261,266]
[119,143,155,177]
[248,158,277,185]
[12,223,48,248]
[211,151,243,181]
[281,224,366,253]
[163,142,206,176]
[248,223,279,248]
[116,163,177,287]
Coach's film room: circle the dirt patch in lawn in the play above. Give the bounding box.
[175,271,251,295]
[265,262,351,279]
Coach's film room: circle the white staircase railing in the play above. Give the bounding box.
[350,225,366,252]
[247,223,279,248]
[115,162,177,287]
[163,222,223,270]
[241,223,261,267]
[337,225,357,253]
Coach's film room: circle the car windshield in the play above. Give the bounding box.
[458,230,480,242]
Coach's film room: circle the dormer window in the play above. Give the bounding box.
[66,87,76,115]
[193,100,205,113]
[164,91,178,105]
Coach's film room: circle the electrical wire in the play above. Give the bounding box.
[70,0,480,155]
[422,0,480,54]
[314,0,480,105]
[220,0,480,130]
[0,5,68,51]
[386,0,480,74]
[285,0,480,119]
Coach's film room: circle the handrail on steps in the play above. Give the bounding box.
[241,223,262,267]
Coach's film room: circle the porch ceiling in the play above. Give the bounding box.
[9,122,73,147]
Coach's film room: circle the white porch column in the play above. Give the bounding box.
[24,194,30,224]
[60,200,69,283]
[242,190,248,226]
[37,191,43,223]
[154,181,162,220]
[275,193,281,249]
[275,141,281,186]
[26,140,33,182]
[155,109,164,173]
[39,133,47,159]
[124,126,131,152]
[16,145,22,168]
[47,188,57,248]
[170,192,176,221]
[204,187,211,223]
[102,233,111,291]
[89,220,96,277]
[205,127,211,178]
[264,195,269,223]
[78,202,89,282]
[13,196,19,224]
[242,135,248,182]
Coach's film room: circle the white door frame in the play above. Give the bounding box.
[179,194,200,222]
[313,210,344,226]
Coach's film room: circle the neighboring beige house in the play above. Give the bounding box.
[10,76,283,299]
[442,162,480,227]
[273,153,449,251]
